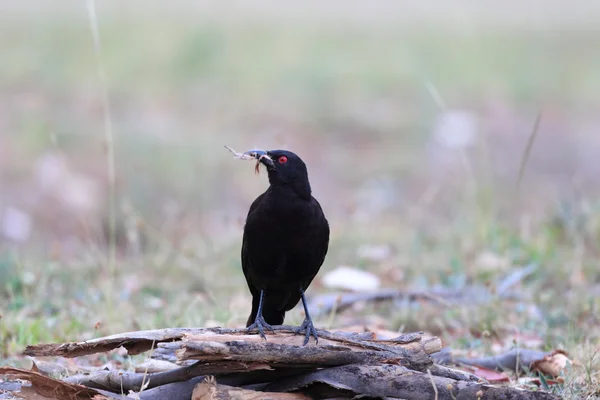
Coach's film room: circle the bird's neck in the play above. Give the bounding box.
[269,179,312,201]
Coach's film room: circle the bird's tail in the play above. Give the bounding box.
[246,295,285,327]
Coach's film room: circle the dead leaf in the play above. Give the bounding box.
[531,350,573,377]
[16,385,57,399]
[0,367,106,399]
[518,376,565,386]
[469,366,511,383]
[31,359,73,378]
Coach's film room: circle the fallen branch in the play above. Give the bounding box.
[308,286,524,319]
[309,265,537,318]
[261,364,560,400]
[63,361,317,394]
[24,326,440,369]
[64,360,251,392]
[23,327,212,358]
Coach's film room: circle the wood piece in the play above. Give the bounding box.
[167,330,438,372]
[23,327,212,358]
[262,364,561,400]
[64,360,264,392]
[134,359,181,373]
[63,362,320,394]
[426,364,481,382]
[132,370,323,400]
[24,327,441,364]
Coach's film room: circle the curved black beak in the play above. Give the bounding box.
[243,149,274,167]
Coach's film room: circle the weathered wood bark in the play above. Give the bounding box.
[23,326,438,360]
[63,361,317,393]
[63,361,241,392]
[261,364,560,400]
[166,330,439,372]
[23,327,212,358]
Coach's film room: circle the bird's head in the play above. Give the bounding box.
[243,149,312,199]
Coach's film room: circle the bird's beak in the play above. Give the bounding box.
[242,149,274,167]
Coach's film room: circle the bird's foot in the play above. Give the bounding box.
[246,316,275,340]
[295,317,319,345]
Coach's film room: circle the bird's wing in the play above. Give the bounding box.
[241,192,266,297]
[311,197,330,269]
[281,197,330,312]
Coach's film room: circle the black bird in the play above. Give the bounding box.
[240,149,329,345]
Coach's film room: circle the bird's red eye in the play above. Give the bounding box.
[278,156,288,164]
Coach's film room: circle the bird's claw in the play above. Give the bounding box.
[246,316,275,340]
[295,318,319,345]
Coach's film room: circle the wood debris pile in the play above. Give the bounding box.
[1,326,561,399]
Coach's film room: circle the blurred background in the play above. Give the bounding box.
[1,0,600,379]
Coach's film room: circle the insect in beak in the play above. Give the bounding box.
[225,146,273,174]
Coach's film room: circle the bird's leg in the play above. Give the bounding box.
[246,290,275,340]
[295,289,319,345]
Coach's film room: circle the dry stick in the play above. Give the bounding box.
[138,339,157,394]
[65,364,320,394]
[427,364,480,382]
[516,111,543,192]
[64,360,250,392]
[308,289,454,319]
[85,0,118,316]
[310,265,536,320]
[427,368,439,400]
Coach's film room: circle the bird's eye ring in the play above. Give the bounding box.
[278,156,288,164]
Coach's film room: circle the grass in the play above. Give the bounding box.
[1,3,600,398]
